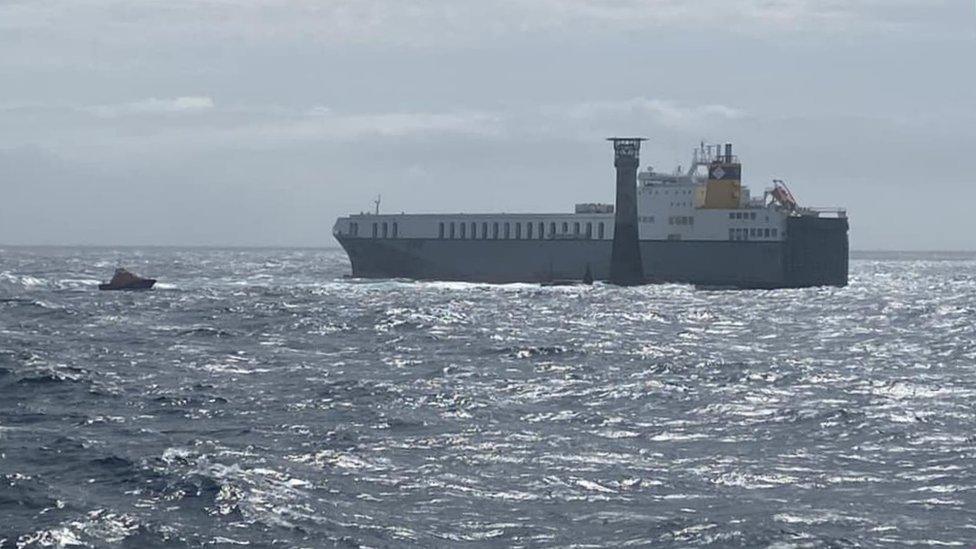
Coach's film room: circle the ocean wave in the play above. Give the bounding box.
[1,248,975,547]
[54,278,101,290]
[16,510,143,547]
[151,448,319,532]
[0,272,48,289]
[500,345,575,359]
[16,366,88,386]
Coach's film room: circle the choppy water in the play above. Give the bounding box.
[1,247,975,548]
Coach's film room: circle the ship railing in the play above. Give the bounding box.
[797,207,847,218]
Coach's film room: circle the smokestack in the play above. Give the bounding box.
[607,137,647,286]
[725,143,733,163]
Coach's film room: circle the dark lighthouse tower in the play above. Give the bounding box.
[608,137,647,286]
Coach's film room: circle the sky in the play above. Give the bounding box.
[1,0,974,250]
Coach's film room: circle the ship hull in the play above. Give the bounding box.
[336,216,848,289]
[98,279,156,291]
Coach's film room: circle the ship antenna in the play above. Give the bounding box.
[373,194,381,215]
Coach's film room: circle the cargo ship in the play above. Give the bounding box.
[332,139,849,288]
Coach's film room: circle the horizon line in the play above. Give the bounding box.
[1,244,976,255]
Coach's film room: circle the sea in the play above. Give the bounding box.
[1,247,974,548]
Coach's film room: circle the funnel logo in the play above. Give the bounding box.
[711,166,726,179]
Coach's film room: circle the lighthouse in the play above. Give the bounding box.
[607,137,647,286]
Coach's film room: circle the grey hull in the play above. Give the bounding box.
[337,216,848,289]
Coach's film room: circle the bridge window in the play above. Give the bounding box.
[771,228,778,237]
[392,222,398,238]
[504,222,510,239]
[586,222,592,239]
[573,222,580,236]
[750,212,757,220]
[382,222,388,238]
[764,228,770,238]
[459,222,466,239]
[439,222,445,239]
[515,223,522,239]
[562,222,569,234]
[729,228,735,241]
[493,222,499,239]
[527,222,534,239]
[450,222,455,239]
[372,223,378,238]
[471,222,477,239]
[482,222,488,240]
[549,222,556,238]
[598,222,605,239]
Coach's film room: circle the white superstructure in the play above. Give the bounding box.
[634,151,786,243]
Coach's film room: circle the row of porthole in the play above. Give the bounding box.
[651,189,693,195]
[439,220,606,240]
[348,222,399,238]
[729,227,778,241]
[347,220,609,240]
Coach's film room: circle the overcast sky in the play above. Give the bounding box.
[1,0,974,249]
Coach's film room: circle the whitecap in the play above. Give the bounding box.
[576,479,616,493]
[212,537,250,545]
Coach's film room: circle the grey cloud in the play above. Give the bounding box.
[0,0,972,250]
[1,0,966,52]
[550,98,745,132]
[86,96,216,117]
[0,97,745,160]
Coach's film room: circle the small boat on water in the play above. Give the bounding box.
[98,268,156,291]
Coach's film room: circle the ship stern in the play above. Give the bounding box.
[784,215,849,287]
